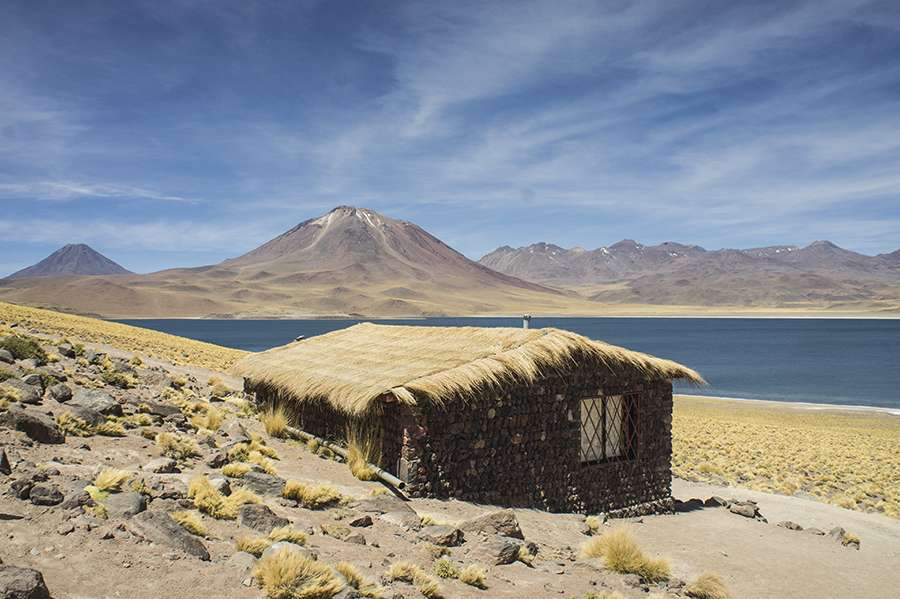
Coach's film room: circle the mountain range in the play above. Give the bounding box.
[2,206,898,317]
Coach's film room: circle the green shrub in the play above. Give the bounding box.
[0,335,48,364]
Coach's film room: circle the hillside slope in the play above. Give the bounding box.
[6,244,132,279]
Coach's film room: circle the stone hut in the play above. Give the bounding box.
[232,323,703,515]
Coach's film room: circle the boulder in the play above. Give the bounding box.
[459,509,524,539]
[57,344,76,359]
[20,374,44,389]
[378,510,421,530]
[238,504,289,533]
[0,409,64,444]
[209,476,231,495]
[0,565,52,599]
[238,471,286,496]
[348,514,373,528]
[0,448,11,475]
[704,496,729,508]
[104,492,146,518]
[320,523,366,545]
[417,525,463,547]
[728,500,761,519]
[29,485,64,506]
[47,383,72,403]
[0,349,13,364]
[60,405,105,426]
[227,551,257,582]
[69,389,122,417]
[126,510,210,560]
[136,400,181,418]
[143,458,178,474]
[2,382,41,405]
[223,419,249,439]
[466,535,523,565]
[206,451,229,468]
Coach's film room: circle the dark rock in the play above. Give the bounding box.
[777,520,803,531]
[674,498,705,512]
[60,405,105,426]
[704,496,729,508]
[126,510,210,560]
[9,478,33,500]
[143,458,178,474]
[238,504,289,533]
[459,509,523,539]
[728,500,760,519]
[0,448,11,475]
[104,492,146,518]
[60,490,91,510]
[21,374,44,389]
[69,389,122,416]
[0,349,13,364]
[417,525,463,546]
[47,384,72,403]
[348,514,373,528]
[466,535,522,565]
[206,451,229,468]
[0,409,64,444]
[0,565,52,599]
[57,344,76,359]
[137,401,181,418]
[29,485,64,506]
[2,382,41,405]
[238,471,286,496]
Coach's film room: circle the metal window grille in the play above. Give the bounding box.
[580,391,639,463]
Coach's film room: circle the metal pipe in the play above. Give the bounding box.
[523,314,532,329]
[285,425,406,490]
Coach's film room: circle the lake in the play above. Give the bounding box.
[117,317,900,409]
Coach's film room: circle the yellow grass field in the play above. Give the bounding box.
[0,301,246,370]
[673,395,900,518]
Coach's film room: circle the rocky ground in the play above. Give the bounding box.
[1,322,898,599]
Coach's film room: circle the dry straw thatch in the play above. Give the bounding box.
[232,323,704,415]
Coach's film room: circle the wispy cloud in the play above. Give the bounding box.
[0,181,199,203]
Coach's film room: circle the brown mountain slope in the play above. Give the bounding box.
[0,206,594,318]
[480,240,900,311]
[6,243,132,279]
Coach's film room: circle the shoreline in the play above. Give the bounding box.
[112,312,900,320]
[676,393,900,417]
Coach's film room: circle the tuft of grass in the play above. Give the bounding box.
[0,334,48,364]
[237,526,308,557]
[236,535,274,557]
[254,547,344,599]
[585,515,603,533]
[261,404,290,438]
[384,562,441,598]
[156,432,201,460]
[432,558,458,579]
[129,355,143,367]
[188,476,261,519]
[335,562,384,598]
[56,412,94,436]
[516,545,534,566]
[222,463,252,478]
[248,450,279,475]
[580,528,670,583]
[172,510,207,536]
[95,420,126,437]
[346,426,380,481]
[685,573,730,599]
[190,405,224,431]
[268,526,308,545]
[170,374,189,389]
[93,468,130,492]
[458,565,487,589]
[101,370,136,389]
[282,481,343,509]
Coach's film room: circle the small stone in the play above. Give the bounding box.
[777,521,803,531]
[0,564,52,599]
[704,496,729,508]
[805,527,825,536]
[47,384,72,403]
[143,458,178,474]
[417,525,463,547]
[56,523,75,536]
[206,451,229,468]
[21,374,44,389]
[126,511,210,560]
[103,492,146,518]
[238,504,289,533]
[459,509,523,539]
[348,515,373,528]
[57,344,76,359]
[0,448,11,475]
[466,535,522,565]
[0,349,13,364]
[727,500,759,519]
[29,485,64,506]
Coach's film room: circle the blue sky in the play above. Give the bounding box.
[2,0,899,275]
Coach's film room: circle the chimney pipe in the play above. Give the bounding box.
[522,314,532,329]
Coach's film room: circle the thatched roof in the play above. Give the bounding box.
[232,323,704,415]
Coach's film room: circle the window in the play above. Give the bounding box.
[580,392,638,463]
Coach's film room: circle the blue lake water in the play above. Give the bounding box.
[117,317,900,409]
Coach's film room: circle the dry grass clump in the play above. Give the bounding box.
[585,515,604,533]
[384,561,441,598]
[0,302,245,370]
[685,572,729,599]
[230,434,280,462]
[282,481,343,509]
[457,565,487,589]
[190,405,224,431]
[516,545,535,566]
[335,562,384,598]
[156,432,201,460]
[101,370,136,389]
[346,426,380,481]
[432,558,458,579]
[261,404,290,438]
[0,385,21,404]
[0,334,48,364]
[93,468,131,492]
[95,420,126,437]
[121,413,154,427]
[56,412,94,436]
[171,510,207,536]
[673,395,900,518]
[222,463,252,478]
[248,450,279,475]
[254,547,344,599]
[188,476,261,519]
[580,528,670,583]
[237,526,309,557]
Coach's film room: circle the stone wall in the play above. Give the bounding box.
[401,364,674,514]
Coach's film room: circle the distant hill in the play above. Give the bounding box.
[6,244,132,279]
[0,207,591,318]
[479,240,900,309]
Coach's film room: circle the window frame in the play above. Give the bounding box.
[579,390,639,465]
